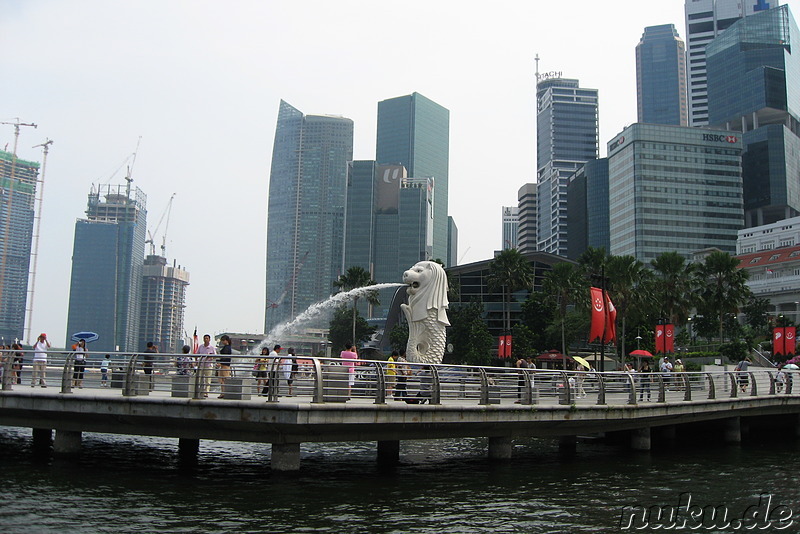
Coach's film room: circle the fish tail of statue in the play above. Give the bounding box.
[402,261,449,365]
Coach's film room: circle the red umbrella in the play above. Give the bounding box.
[629,349,654,357]
[536,349,564,360]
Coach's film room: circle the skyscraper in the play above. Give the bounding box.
[265,100,354,333]
[0,149,38,344]
[501,206,519,250]
[684,0,779,127]
[139,255,189,353]
[376,93,450,263]
[706,3,800,227]
[516,183,537,254]
[66,183,147,352]
[535,76,599,256]
[636,24,688,126]
[343,162,433,317]
[566,158,610,260]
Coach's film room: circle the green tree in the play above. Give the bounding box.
[542,262,585,355]
[334,266,379,346]
[696,251,751,343]
[650,251,696,327]
[606,255,652,361]
[447,301,494,366]
[577,246,608,278]
[328,305,376,351]
[742,295,771,338]
[388,322,409,351]
[487,248,534,336]
[519,291,559,352]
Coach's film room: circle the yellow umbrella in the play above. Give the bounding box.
[572,356,592,370]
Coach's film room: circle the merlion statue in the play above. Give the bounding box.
[401,261,450,364]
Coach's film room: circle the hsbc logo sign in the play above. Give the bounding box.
[702,133,738,143]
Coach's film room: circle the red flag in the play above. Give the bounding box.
[505,335,512,357]
[604,293,617,344]
[192,327,199,354]
[498,336,507,358]
[785,327,796,356]
[655,325,665,354]
[589,287,605,342]
[665,324,675,353]
[774,327,785,356]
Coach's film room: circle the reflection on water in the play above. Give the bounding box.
[0,425,797,533]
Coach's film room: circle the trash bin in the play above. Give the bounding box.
[171,375,195,398]
[221,378,252,400]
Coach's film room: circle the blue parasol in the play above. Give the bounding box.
[70,332,99,343]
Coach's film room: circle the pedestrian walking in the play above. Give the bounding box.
[31,333,50,387]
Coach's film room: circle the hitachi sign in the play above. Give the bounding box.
[702,133,738,143]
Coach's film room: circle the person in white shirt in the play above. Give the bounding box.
[31,333,50,387]
[195,334,217,398]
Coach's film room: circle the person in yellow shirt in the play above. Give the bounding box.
[386,351,397,397]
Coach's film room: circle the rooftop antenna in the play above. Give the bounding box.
[125,136,141,199]
[25,138,53,345]
[535,53,540,81]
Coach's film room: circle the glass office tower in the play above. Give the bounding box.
[535,77,599,256]
[376,93,450,264]
[636,24,688,126]
[265,100,354,333]
[66,184,147,352]
[706,4,800,227]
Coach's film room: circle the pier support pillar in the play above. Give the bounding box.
[32,428,52,452]
[796,414,800,438]
[271,442,301,471]
[377,440,400,467]
[723,417,741,443]
[179,438,200,459]
[53,430,82,455]
[488,436,513,460]
[631,427,651,451]
[559,435,577,454]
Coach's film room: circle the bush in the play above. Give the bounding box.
[718,341,748,363]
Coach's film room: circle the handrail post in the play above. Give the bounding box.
[479,368,490,405]
[748,371,757,396]
[1,350,14,390]
[374,361,386,404]
[429,365,441,405]
[705,372,716,399]
[559,371,572,405]
[192,356,205,399]
[767,371,776,395]
[595,372,606,405]
[654,373,666,403]
[267,356,280,402]
[729,371,738,398]
[123,354,139,396]
[788,373,794,394]
[61,352,75,394]
[682,373,692,401]
[625,372,637,405]
[521,369,534,405]
[311,357,324,403]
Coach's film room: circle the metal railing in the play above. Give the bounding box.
[0,349,796,407]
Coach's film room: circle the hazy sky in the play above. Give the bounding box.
[3,0,794,346]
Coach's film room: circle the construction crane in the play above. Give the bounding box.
[25,139,53,345]
[0,119,37,336]
[145,193,176,257]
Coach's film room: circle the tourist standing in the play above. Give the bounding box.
[143,342,158,390]
[264,344,281,398]
[638,360,652,401]
[394,349,409,400]
[340,343,358,396]
[282,347,296,396]
[735,357,751,393]
[386,352,397,397]
[255,347,269,394]
[100,354,110,387]
[217,335,232,398]
[515,356,528,401]
[31,333,50,387]
[73,339,87,388]
[673,358,686,391]
[12,343,23,384]
[196,334,217,398]
[177,345,193,376]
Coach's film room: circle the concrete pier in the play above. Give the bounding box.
[178,438,200,458]
[488,436,513,460]
[53,430,82,455]
[377,440,400,466]
[272,442,301,471]
[32,428,52,452]
[631,427,651,451]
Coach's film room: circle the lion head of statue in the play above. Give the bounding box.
[402,261,450,325]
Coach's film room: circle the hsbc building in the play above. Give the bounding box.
[607,123,743,263]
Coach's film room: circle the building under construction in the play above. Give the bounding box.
[0,149,39,344]
[66,184,147,352]
[139,254,189,353]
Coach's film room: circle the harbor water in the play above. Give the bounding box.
[1,424,798,533]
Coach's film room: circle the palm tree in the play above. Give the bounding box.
[334,266,378,345]
[695,251,751,343]
[651,251,696,327]
[606,255,652,361]
[578,246,608,278]
[487,249,535,340]
[542,262,584,358]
